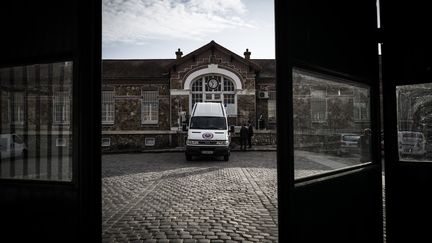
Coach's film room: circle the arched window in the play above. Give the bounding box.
[190,74,237,116]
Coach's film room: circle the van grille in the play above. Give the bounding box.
[198,141,218,145]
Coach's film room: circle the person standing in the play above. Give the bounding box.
[247,121,254,148]
[359,128,371,163]
[240,124,248,151]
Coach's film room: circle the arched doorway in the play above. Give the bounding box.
[183,64,243,117]
[190,74,237,116]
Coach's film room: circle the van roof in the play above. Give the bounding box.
[192,102,225,117]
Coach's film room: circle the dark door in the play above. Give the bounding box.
[0,1,101,242]
[381,1,432,242]
[275,0,383,242]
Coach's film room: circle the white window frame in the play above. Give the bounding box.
[102,90,115,125]
[353,88,370,122]
[141,90,159,125]
[268,91,277,121]
[53,90,71,125]
[145,137,156,146]
[101,137,111,147]
[310,89,327,122]
[1,92,9,123]
[56,137,67,147]
[11,92,25,125]
[190,75,237,116]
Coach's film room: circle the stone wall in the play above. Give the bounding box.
[230,130,276,146]
[237,95,256,126]
[114,98,141,130]
[101,133,180,153]
[102,83,171,131]
[170,95,189,127]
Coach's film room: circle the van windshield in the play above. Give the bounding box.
[190,116,227,130]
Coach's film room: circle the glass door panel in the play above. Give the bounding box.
[0,62,73,181]
[293,68,372,179]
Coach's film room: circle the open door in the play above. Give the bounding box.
[0,1,101,242]
[381,1,432,242]
[275,0,383,242]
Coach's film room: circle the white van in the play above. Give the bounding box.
[185,102,230,161]
[0,134,27,160]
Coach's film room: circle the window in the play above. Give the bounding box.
[53,91,71,124]
[191,75,237,116]
[224,78,235,91]
[11,92,25,125]
[310,89,327,122]
[293,68,371,179]
[192,78,203,91]
[1,92,9,123]
[141,90,159,124]
[396,83,432,162]
[102,90,115,124]
[268,91,276,121]
[0,61,73,181]
[224,94,235,104]
[101,138,111,147]
[190,116,227,130]
[353,88,370,121]
[145,137,156,146]
[56,138,67,147]
[191,93,203,108]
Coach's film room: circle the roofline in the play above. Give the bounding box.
[169,41,261,71]
[102,58,273,61]
[102,59,175,61]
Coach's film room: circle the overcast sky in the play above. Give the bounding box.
[103,0,275,59]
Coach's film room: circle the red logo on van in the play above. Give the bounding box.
[202,132,214,140]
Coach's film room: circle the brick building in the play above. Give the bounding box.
[1,41,378,153]
[101,41,277,152]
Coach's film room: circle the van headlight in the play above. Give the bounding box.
[186,140,199,145]
[216,140,229,145]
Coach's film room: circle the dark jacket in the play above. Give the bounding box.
[359,134,371,154]
[240,126,248,139]
[248,124,253,137]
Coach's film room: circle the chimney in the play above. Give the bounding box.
[175,48,183,59]
[244,48,251,60]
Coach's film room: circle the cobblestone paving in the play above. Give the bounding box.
[103,152,281,243]
[102,151,342,242]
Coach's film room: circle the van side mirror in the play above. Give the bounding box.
[230,125,235,133]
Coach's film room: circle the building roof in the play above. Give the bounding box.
[102,42,276,79]
[253,59,276,78]
[102,59,276,79]
[102,59,174,78]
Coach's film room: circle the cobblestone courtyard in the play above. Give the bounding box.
[102,150,357,242]
[103,152,279,243]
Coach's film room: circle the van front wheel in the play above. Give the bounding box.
[223,155,229,161]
